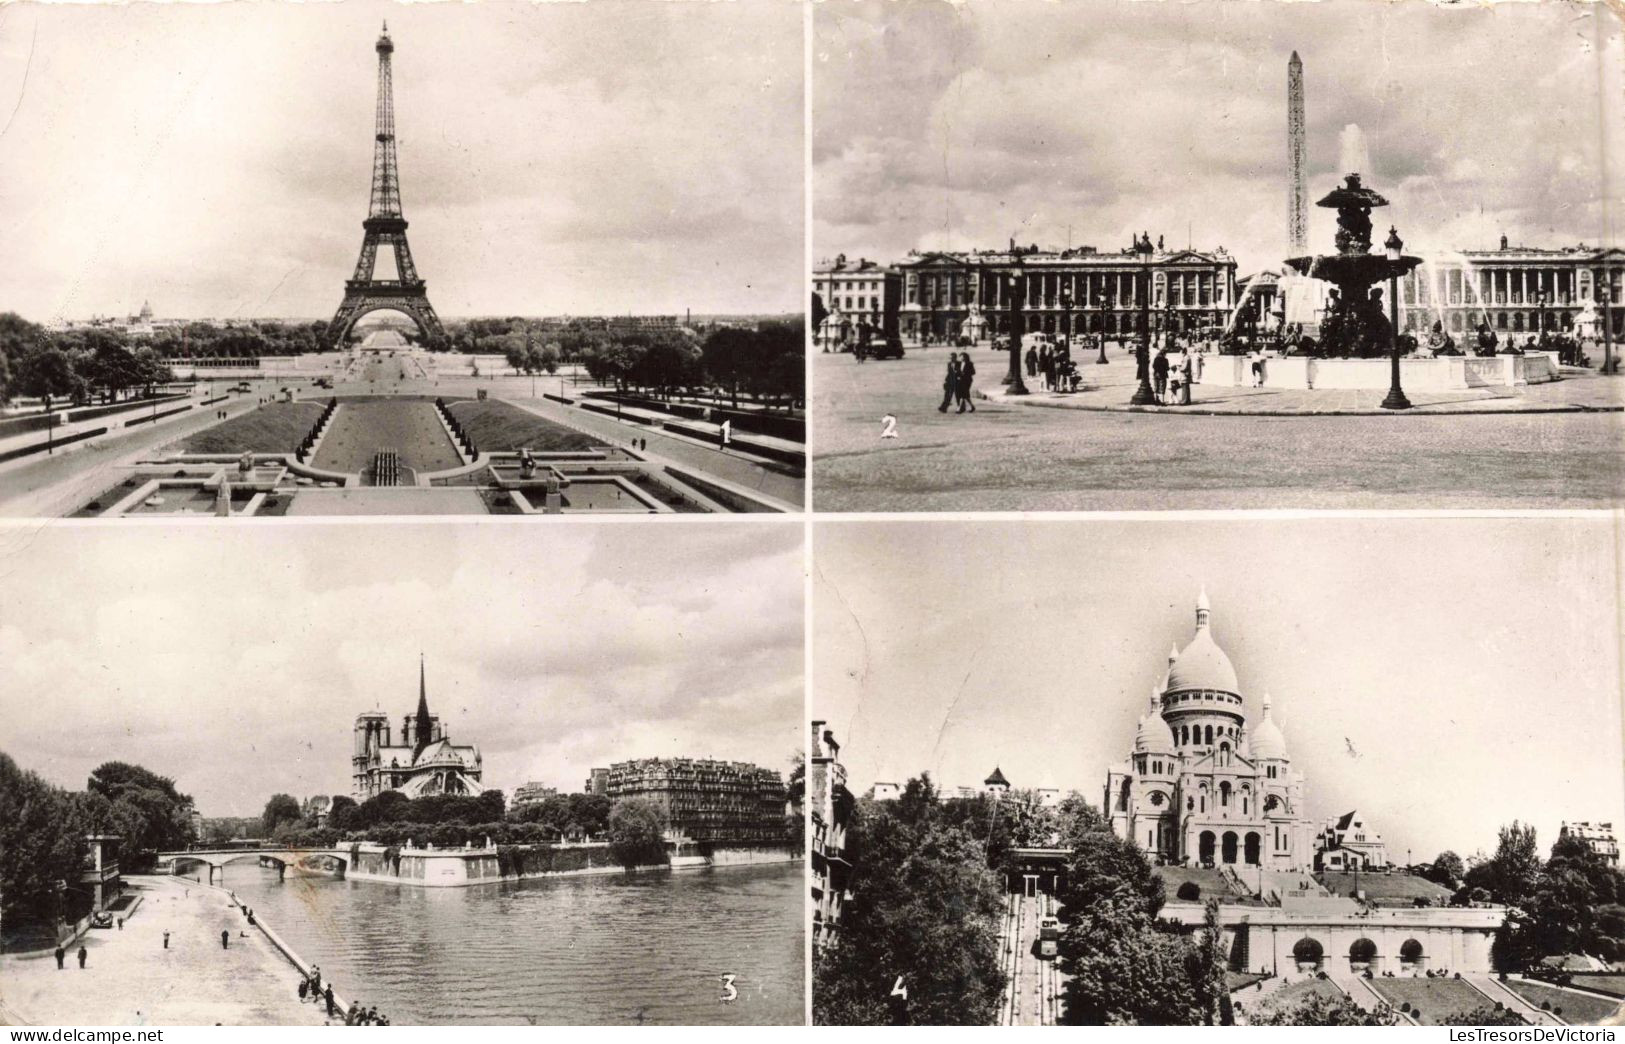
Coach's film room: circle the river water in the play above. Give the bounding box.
[216,862,803,1025]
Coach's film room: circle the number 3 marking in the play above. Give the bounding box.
[720,974,738,1003]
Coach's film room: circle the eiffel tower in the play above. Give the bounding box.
[327,23,444,347]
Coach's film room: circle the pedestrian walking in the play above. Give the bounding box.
[311,966,322,994]
[936,355,960,413]
[1181,352,1194,406]
[77,945,87,969]
[117,918,123,930]
[1040,344,1055,391]
[163,930,170,949]
[299,979,309,1002]
[1153,349,1170,402]
[54,945,65,969]
[1024,345,1037,379]
[325,985,336,1016]
[954,351,976,413]
[221,929,230,950]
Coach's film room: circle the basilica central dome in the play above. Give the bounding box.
[1164,588,1241,695]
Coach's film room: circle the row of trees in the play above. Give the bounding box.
[814,778,1600,1026]
[0,314,176,411]
[1450,822,1625,971]
[1,754,195,930]
[253,787,667,871]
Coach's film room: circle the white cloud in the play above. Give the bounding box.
[0,0,804,321]
[814,0,1622,276]
[0,523,804,816]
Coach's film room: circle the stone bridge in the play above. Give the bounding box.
[157,847,351,885]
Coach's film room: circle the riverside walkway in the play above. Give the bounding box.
[0,875,333,1026]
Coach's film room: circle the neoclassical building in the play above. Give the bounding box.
[1396,238,1624,337]
[1105,590,1317,871]
[895,236,1238,343]
[352,658,485,800]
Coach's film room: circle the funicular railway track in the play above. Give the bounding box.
[997,891,1063,1025]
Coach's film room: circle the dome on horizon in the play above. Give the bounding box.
[1165,623,1241,695]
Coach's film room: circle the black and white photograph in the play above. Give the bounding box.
[810,1,1623,511]
[810,516,1625,1025]
[0,523,806,1025]
[0,1,805,518]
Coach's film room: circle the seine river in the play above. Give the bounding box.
[217,862,803,1025]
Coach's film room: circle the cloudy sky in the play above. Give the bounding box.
[0,1,803,322]
[0,522,803,817]
[814,516,1624,864]
[814,0,1622,277]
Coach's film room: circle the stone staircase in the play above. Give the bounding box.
[1331,972,1417,1024]
[1466,976,1562,1025]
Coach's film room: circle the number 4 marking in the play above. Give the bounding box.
[890,976,908,1001]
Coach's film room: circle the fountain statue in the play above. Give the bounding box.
[1285,173,1422,358]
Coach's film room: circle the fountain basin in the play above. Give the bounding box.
[1284,253,1423,286]
[1197,351,1560,391]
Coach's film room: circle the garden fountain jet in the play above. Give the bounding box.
[1284,173,1422,358]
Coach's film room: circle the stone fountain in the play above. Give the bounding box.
[1285,173,1422,358]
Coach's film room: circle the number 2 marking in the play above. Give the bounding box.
[720,974,738,1003]
[880,414,898,439]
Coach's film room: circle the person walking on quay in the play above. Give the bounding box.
[954,351,976,413]
[324,984,336,1018]
[163,930,170,950]
[76,945,87,969]
[299,979,309,1003]
[1152,348,1170,402]
[54,945,65,969]
[936,354,960,413]
[220,929,230,950]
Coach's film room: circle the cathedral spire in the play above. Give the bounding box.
[414,653,432,757]
[1196,586,1212,629]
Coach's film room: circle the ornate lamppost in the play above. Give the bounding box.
[1059,286,1074,359]
[1003,263,1029,394]
[1130,267,1157,405]
[1096,289,1113,364]
[1380,226,1412,411]
[1533,288,1550,346]
[1597,270,1616,375]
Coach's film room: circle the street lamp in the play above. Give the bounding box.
[1380,226,1413,411]
[1059,287,1074,359]
[1003,266,1029,395]
[1130,268,1157,405]
[1533,288,1550,346]
[1096,289,1113,364]
[1594,269,1615,375]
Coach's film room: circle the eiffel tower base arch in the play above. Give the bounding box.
[327,283,445,348]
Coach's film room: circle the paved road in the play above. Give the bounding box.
[0,392,273,518]
[0,876,328,1026]
[812,348,1625,510]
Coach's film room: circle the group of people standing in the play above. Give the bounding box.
[296,963,390,1024]
[1153,346,1196,404]
[1024,338,1081,392]
[935,352,977,413]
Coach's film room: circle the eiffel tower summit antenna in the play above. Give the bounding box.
[326,22,444,348]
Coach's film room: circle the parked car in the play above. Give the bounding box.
[90,912,114,929]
